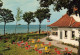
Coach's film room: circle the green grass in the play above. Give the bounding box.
[0,33,77,55]
[0,41,77,55]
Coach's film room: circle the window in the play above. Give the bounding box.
[65,31,67,37]
[52,32,58,35]
[72,31,75,39]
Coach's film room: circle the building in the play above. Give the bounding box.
[48,14,80,46]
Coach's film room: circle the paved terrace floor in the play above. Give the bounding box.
[40,37,78,53]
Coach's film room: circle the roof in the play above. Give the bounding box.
[48,14,80,28]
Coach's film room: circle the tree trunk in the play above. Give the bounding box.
[15,22,17,35]
[27,24,29,33]
[4,22,6,36]
[78,38,80,55]
[39,23,41,34]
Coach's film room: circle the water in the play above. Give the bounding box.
[0,25,50,35]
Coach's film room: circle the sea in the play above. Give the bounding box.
[0,25,50,35]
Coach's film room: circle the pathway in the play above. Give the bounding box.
[40,37,78,53]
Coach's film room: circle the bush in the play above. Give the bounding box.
[62,42,78,49]
[1,39,7,43]
[27,33,47,39]
[9,39,15,44]
[46,37,53,41]
[22,36,29,41]
[0,43,6,52]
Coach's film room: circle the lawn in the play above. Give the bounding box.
[0,33,77,55]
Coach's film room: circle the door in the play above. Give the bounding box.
[60,31,62,39]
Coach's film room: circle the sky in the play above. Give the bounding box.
[0,0,67,25]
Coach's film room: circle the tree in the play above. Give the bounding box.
[22,12,35,33]
[35,8,51,34]
[0,8,14,35]
[15,7,22,34]
[0,0,3,7]
[38,0,80,55]
[38,0,80,16]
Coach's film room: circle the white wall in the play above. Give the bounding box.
[71,14,80,22]
[49,28,79,46]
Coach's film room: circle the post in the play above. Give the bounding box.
[78,30,80,55]
[46,20,48,37]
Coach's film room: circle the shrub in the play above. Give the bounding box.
[62,42,78,49]
[23,36,29,41]
[27,33,47,39]
[1,39,7,43]
[0,43,6,52]
[46,37,53,41]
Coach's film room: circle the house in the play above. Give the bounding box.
[48,14,80,46]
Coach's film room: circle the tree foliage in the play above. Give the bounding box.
[35,8,50,23]
[0,8,14,35]
[23,12,35,33]
[38,0,80,16]
[0,0,3,7]
[0,8,14,23]
[15,7,22,21]
[35,8,51,34]
[15,7,22,34]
